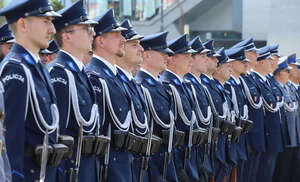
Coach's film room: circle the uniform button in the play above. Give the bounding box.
[30,169,34,174]
[71,160,74,164]
[82,100,86,104]
[266,133,270,136]
[119,108,122,112]
[42,97,46,102]
[113,157,116,161]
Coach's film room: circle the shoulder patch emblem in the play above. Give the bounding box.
[51,77,67,85]
[2,73,24,83]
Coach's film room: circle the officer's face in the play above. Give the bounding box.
[191,53,209,74]
[245,51,258,68]
[271,55,279,71]
[206,56,218,74]
[39,53,50,65]
[123,39,144,67]
[64,24,95,54]
[289,65,299,80]
[25,16,56,49]
[102,31,126,58]
[174,53,192,74]
[0,42,13,57]
[231,61,248,75]
[222,63,232,80]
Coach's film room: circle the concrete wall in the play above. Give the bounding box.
[267,0,300,56]
[242,0,271,40]
[189,0,233,31]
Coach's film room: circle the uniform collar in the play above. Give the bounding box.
[253,70,267,82]
[202,73,213,80]
[140,68,158,81]
[231,75,240,84]
[288,80,298,88]
[189,72,202,84]
[116,65,132,80]
[166,69,183,83]
[25,48,39,64]
[60,50,84,71]
[93,54,117,75]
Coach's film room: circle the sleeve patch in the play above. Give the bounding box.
[2,73,25,84]
[51,77,67,85]
[93,86,102,93]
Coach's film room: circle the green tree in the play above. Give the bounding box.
[51,0,64,12]
[0,1,5,26]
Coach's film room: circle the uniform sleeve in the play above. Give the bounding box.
[1,63,27,181]
[49,67,70,135]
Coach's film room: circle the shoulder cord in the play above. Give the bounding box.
[99,78,130,132]
[169,84,196,126]
[141,86,171,129]
[190,84,211,126]
[202,85,227,120]
[240,76,263,109]
[230,84,248,120]
[64,69,98,132]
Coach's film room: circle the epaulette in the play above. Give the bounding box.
[7,53,22,64]
[54,63,65,68]
[183,79,191,83]
[201,76,210,84]
[229,79,236,86]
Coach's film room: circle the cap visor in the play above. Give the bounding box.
[200,48,211,54]
[39,49,52,54]
[186,49,197,54]
[227,58,236,63]
[127,34,144,41]
[42,11,62,17]
[213,53,221,57]
[6,38,15,43]
[243,58,250,62]
[111,26,128,32]
[80,19,98,25]
[158,48,174,55]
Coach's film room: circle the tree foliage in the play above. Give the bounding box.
[51,0,65,12]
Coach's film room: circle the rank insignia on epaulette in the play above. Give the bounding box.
[172,78,180,85]
[66,61,77,71]
[146,78,155,86]
[103,68,113,77]
[22,54,35,64]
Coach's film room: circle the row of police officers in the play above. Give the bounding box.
[0,0,300,182]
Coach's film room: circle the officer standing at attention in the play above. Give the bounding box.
[284,55,300,182]
[231,38,266,182]
[48,0,100,181]
[225,47,251,182]
[115,19,151,182]
[251,47,283,182]
[272,57,298,182]
[0,24,14,61]
[183,35,213,182]
[0,0,64,181]
[160,34,199,181]
[136,31,179,182]
[85,8,135,182]
[201,40,229,182]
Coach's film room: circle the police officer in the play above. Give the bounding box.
[48,0,100,181]
[232,38,266,182]
[285,55,300,182]
[201,40,230,182]
[0,24,14,61]
[115,19,151,182]
[183,35,213,182]
[85,8,135,182]
[251,46,283,182]
[0,0,63,181]
[160,34,200,181]
[272,57,298,182]
[136,31,179,182]
[225,47,250,182]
